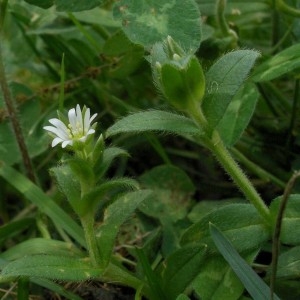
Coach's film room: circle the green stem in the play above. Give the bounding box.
[81,214,101,267]
[231,147,286,189]
[207,131,271,222]
[190,107,271,223]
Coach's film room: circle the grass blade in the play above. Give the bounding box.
[210,223,281,300]
[0,163,85,247]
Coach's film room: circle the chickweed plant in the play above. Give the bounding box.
[0,0,300,299]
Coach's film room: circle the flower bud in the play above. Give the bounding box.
[152,37,205,111]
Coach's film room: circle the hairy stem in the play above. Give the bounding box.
[0,43,36,182]
[190,106,271,223]
[231,147,286,189]
[207,132,271,222]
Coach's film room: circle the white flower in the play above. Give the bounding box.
[44,104,97,148]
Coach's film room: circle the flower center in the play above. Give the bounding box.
[68,122,84,139]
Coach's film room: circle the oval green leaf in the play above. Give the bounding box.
[96,190,153,268]
[217,83,259,147]
[113,0,201,52]
[181,204,270,253]
[0,255,102,282]
[202,50,260,131]
[106,110,200,138]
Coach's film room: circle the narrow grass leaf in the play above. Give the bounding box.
[0,218,34,243]
[0,163,85,247]
[32,278,83,300]
[210,224,281,300]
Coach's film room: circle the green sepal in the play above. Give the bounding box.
[159,56,205,111]
[165,35,186,58]
[152,38,205,111]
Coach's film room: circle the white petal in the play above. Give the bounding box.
[84,113,97,134]
[51,137,63,147]
[49,118,69,133]
[76,104,83,130]
[68,108,77,131]
[43,126,69,140]
[62,140,73,148]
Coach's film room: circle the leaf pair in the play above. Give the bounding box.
[106,49,260,147]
